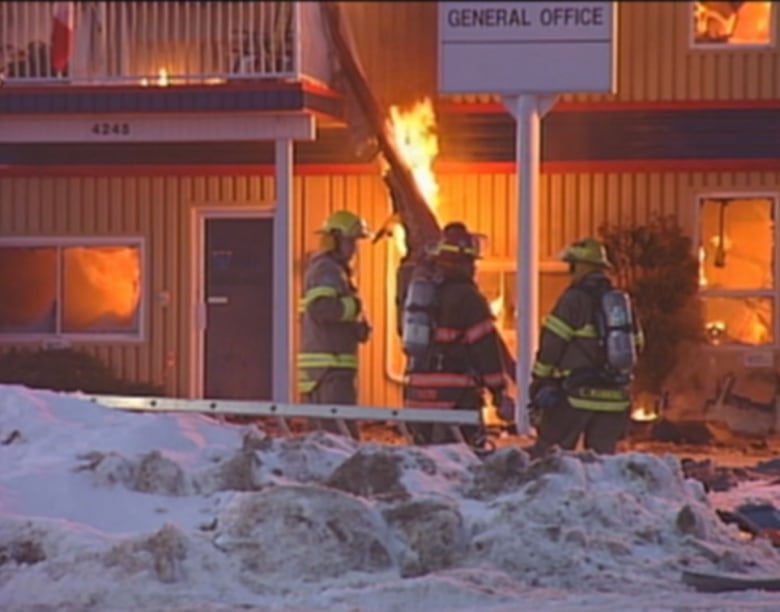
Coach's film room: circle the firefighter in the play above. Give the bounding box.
[402,222,514,448]
[298,210,372,440]
[528,237,645,455]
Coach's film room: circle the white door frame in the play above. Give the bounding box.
[189,206,274,398]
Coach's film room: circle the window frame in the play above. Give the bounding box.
[689,0,776,50]
[694,191,779,350]
[0,236,147,344]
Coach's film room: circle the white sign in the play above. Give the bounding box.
[438,2,616,94]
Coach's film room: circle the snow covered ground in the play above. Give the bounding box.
[1,384,780,612]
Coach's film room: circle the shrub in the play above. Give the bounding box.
[0,348,164,396]
[599,215,706,396]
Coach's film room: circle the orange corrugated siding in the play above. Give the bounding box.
[344,1,780,106]
[3,168,779,405]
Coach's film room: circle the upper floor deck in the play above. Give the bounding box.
[0,1,331,87]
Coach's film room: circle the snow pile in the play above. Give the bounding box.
[1,384,780,611]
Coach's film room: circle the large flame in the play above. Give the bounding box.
[385,98,441,255]
[693,1,771,44]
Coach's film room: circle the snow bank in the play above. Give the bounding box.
[1,385,780,611]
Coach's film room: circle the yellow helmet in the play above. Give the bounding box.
[318,210,372,239]
[559,237,612,268]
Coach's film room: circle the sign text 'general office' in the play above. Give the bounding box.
[446,5,605,29]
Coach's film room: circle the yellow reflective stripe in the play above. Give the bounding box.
[298,353,358,369]
[572,324,598,338]
[340,296,358,321]
[532,361,553,377]
[569,396,630,412]
[543,314,574,340]
[298,381,317,392]
[438,244,478,256]
[299,286,340,312]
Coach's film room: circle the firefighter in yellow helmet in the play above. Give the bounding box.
[527,237,644,455]
[298,210,372,439]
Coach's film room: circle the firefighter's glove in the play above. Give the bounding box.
[533,384,563,411]
[496,394,516,422]
[356,319,372,343]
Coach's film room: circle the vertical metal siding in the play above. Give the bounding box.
[341,1,438,111]
[3,169,779,406]
[344,2,780,105]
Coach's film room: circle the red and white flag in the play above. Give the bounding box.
[51,2,75,74]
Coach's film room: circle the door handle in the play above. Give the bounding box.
[207,296,229,305]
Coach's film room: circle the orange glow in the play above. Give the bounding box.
[385,98,441,255]
[63,247,141,332]
[0,248,56,327]
[631,405,659,422]
[140,68,171,87]
[698,246,708,288]
[694,1,772,44]
[731,2,772,43]
[489,295,503,318]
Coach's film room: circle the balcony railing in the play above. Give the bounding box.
[0,1,303,85]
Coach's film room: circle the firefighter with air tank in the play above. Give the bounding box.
[400,222,515,449]
[527,237,644,455]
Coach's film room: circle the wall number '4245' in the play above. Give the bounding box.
[91,122,130,136]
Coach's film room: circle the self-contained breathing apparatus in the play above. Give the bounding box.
[401,271,439,372]
[596,287,639,383]
[567,281,640,390]
[558,237,640,389]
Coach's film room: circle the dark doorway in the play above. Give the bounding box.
[204,217,273,400]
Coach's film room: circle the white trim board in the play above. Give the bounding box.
[0,112,315,143]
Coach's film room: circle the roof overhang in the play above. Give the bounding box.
[0,78,343,143]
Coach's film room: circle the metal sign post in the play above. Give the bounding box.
[438,1,617,434]
[503,94,555,433]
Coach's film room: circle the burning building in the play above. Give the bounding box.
[0,1,778,437]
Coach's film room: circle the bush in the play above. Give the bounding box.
[599,215,705,396]
[0,348,164,396]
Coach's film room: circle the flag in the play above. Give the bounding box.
[51,2,75,74]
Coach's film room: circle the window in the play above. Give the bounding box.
[0,239,144,340]
[698,196,776,346]
[692,1,773,47]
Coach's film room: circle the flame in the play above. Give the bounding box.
[140,68,171,87]
[631,405,659,422]
[63,247,141,331]
[489,295,503,318]
[694,1,771,44]
[730,2,772,43]
[698,246,707,287]
[385,98,441,255]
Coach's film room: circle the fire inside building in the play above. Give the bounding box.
[0,1,778,447]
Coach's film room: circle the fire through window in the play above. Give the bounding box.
[692,1,772,45]
[0,243,143,336]
[698,196,775,346]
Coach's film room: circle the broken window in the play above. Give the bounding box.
[0,241,144,338]
[692,1,773,46]
[698,196,775,346]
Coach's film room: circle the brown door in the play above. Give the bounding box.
[204,217,273,400]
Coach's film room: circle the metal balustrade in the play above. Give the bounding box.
[0,1,301,85]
